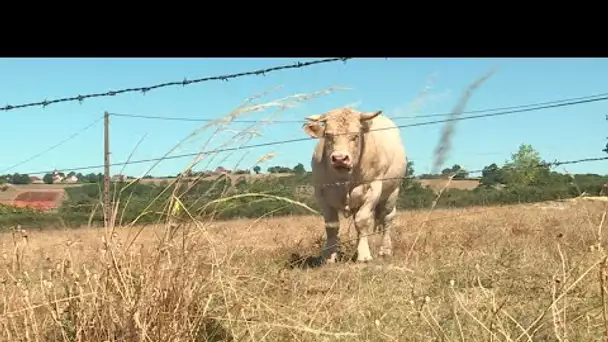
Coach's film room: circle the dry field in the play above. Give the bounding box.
[2,199,608,341]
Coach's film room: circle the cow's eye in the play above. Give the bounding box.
[349,133,359,141]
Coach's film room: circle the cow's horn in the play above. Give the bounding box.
[359,110,382,121]
[305,114,327,122]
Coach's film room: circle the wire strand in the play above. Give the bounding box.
[0,58,352,112]
[15,89,608,176]
[22,155,608,190]
[0,116,104,174]
[108,90,608,123]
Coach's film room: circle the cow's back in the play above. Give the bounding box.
[359,114,407,184]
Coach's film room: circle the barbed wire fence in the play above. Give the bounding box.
[0,58,352,112]
[1,57,608,234]
[11,91,608,176]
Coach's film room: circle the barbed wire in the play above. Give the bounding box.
[110,112,303,123]
[319,155,608,188]
[108,89,608,123]
[0,58,352,112]
[16,93,608,176]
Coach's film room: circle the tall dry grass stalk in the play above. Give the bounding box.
[431,67,497,175]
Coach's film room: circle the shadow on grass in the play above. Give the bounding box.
[285,249,358,270]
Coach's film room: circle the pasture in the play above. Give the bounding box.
[2,199,607,341]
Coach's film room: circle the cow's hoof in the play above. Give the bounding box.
[378,247,393,257]
[324,252,338,264]
[356,255,373,263]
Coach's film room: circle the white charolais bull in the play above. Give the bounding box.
[302,107,407,263]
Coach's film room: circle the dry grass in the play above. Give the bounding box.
[2,200,608,341]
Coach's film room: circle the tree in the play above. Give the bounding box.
[253,166,261,174]
[502,143,548,188]
[604,114,608,154]
[43,173,54,184]
[293,163,306,174]
[405,161,415,178]
[440,164,468,180]
[479,163,505,187]
[401,160,417,189]
[267,166,292,174]
[10,173,31,185]
[82,173,103,183]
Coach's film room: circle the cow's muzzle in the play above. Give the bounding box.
[330,152,352,170]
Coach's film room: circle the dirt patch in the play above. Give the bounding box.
[9,190,66,211]
[419,178,480,192]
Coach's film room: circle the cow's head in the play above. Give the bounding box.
[302,107,382,173]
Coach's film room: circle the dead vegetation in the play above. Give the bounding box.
[2,201,608,341]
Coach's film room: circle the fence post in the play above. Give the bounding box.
[103,111,111,228]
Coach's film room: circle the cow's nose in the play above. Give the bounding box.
[331,153,350,164]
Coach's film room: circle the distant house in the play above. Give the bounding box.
[112,174,127,182]
[29,176,44,184]
[52,171,64,184]
[63,175,78,184]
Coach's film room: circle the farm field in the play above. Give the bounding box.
[3,199,608,341]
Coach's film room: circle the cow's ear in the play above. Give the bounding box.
[302,122,324,138]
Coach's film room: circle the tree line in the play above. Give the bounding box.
[0,163,312,185]
[1,143,606,229]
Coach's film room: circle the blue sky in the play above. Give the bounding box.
[0,57,607,178]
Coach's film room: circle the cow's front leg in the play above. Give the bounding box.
[319,202,340,263]
[377,188,399,257]
[352,182,381,262]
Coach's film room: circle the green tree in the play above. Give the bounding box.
[441,164,468,179]
[603,114,608,154]
[268,166,292,174]
[503,143,547,189]
[293,163,306,174]
[479,163,505,187]
[401,160,416,190]
[405,161,415,178]
[10,173,31,185]
[253,166,261,174]
[43,173,54,184]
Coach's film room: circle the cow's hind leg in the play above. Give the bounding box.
[376,188,399,257]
